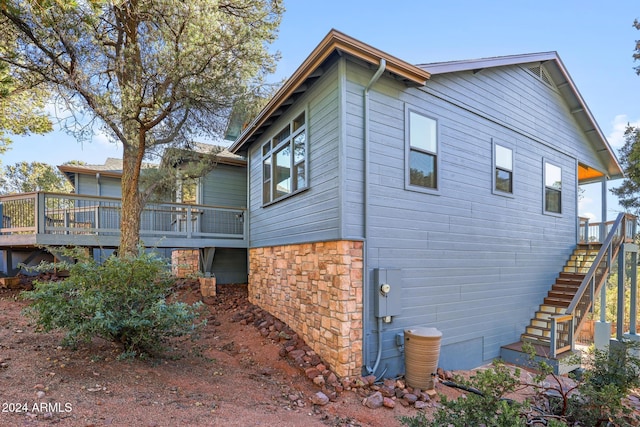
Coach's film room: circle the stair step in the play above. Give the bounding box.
[548,290,575,299]
[559,272,586,278]
[568,256,596,263]
[555,277,583,285]
[540,305,566,314]
[531,318,549,328]
[563,267,591,274]
[544,297,570,307]
[521,333,551,345]
[551,286,579,295]
[534,311,552,321]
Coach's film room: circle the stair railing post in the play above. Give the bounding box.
[617,244,626,340]
[550,317,557,358]
[590,275,595,314]
[569,316,575,352]
[585,218,589,243]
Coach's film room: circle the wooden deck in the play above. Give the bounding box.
[0,192,247,250]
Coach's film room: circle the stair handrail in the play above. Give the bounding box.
[565,213,631,346]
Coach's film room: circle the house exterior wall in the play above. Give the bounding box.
[201,163,247,208]
[245,55,613,377]
[247,63,342,248]
[76,173,121,197]
[344,60,603,375]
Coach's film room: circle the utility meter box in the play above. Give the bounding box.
[373,268,402,317]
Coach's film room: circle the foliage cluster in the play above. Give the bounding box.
[0,0,284,255]
[0,160,73,194]
[22,248,204,359]
[0,61,52,153]
[400,341,640,427]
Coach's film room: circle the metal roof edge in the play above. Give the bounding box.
[418,52,558,74]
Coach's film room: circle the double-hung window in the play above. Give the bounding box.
[494,143,513,194]
[262,112,307,204]
[407,110,438,192]
[544,161,562,214]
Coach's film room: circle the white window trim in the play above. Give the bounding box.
[543,158,563,217]
[492,139,515,198]
[404,106,441,195]
[261,108,309,206]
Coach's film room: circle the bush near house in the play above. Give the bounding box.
[21,248,204,359]
[400,341,640,427]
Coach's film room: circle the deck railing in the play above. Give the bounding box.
[0,192,246,241]
[555,213,637,357]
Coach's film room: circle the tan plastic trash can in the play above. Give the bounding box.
[404,327,442,390]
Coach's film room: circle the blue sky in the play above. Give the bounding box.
[4,0,640,220]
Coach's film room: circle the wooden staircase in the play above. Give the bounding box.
[502,213,636,374]
[520,244,600,347]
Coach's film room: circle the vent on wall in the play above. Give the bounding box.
[526,64,554,88]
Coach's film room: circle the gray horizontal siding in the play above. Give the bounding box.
[212,248,247,284]
[248,63,342,247]
[77,174,121,197]
[342,59,586,370]
[201,164,246,208]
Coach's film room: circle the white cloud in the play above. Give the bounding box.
[607,114,640,149]
[578,195,593,212]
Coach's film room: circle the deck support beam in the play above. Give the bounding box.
[1,249,14,276]
[200,247,216,275]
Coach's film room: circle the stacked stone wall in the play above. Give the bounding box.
[171,249,199,278]
[248,240,363,378]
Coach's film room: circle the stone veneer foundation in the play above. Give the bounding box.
[249,240,363,378]
[171,249,199,278]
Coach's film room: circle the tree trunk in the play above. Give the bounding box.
[119,140,144,257]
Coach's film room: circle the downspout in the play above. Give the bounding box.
[96,173,101,196]
[363,59,386,376]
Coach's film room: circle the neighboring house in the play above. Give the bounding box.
[229,30,626,378]
[0,145,248,285]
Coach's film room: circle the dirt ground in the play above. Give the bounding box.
[8,281,637,426]
[0,281,454,427]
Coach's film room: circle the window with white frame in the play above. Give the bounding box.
[262,112,307,204]
[407,110,438,191]
[494,143,513,194]
[544,161,562,214]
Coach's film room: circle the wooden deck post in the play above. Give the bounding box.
[630,250,638,336]
[617,245,626,341]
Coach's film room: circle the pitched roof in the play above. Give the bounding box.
[230,31,621,180]
[418,52,623,180]
[58,143,246,181]
[57,158,156,179]
[229,29,431,153]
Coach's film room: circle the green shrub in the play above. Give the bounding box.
[400,360,527,427]
[399,340,640,427]
[22,248,204,358]
[563,341,640,426]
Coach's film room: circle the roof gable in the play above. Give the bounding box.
[419,52,622,180]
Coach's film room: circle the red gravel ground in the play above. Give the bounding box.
[0,281,447,427]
